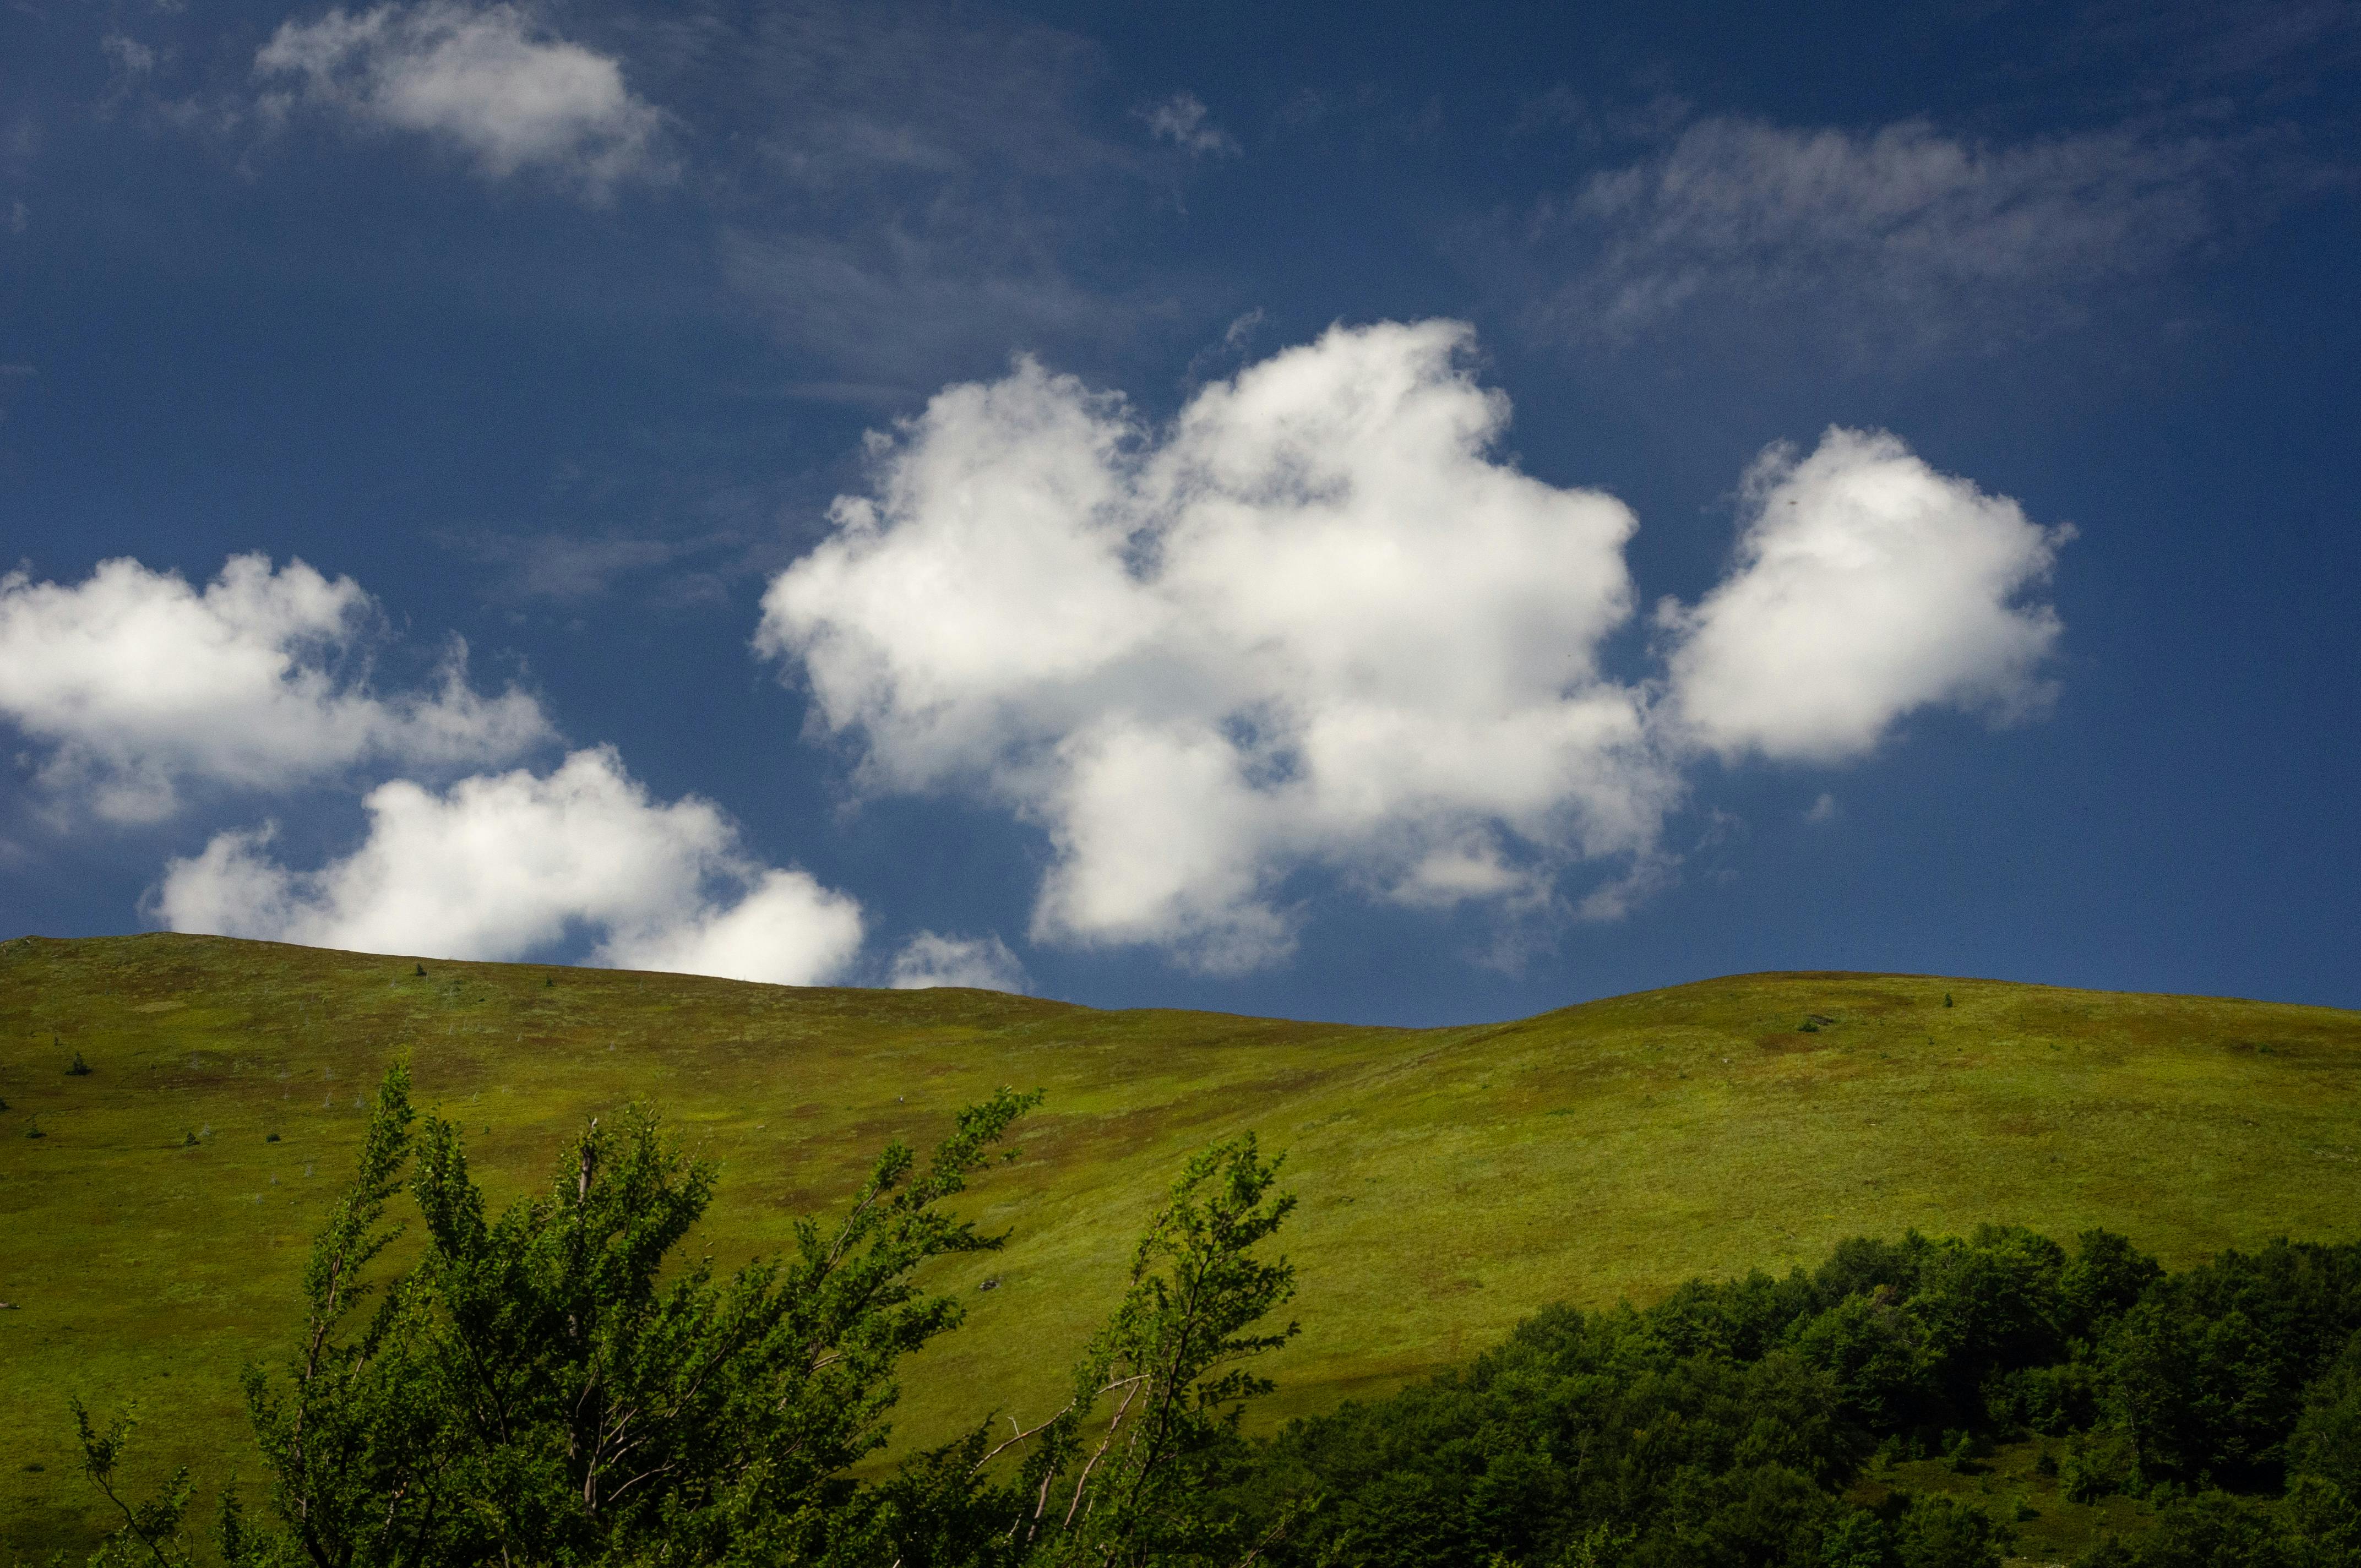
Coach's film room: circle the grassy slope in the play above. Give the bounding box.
[2,933,2357,1558]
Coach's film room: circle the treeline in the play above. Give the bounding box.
[51,1073,2361,1568]
[1223,1227,2361,1568]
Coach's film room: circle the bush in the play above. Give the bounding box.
[2061,1428,2140,1503]
[2287,1330,2361,1495]
[1894,1494,2011,1568]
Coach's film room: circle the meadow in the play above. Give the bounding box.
[3,932,2357,1558]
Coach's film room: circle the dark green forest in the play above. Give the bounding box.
[51,1072,2361,1568]
[1232,1225,2361,1568]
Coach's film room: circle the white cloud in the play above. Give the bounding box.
[1805,792,1839,824]
[1541,116,2235,345]
[888,931,1028,992]
[1658,428,2072,762]
[0,553,550,823]
[255,0,667,194]
[760,321,1678,971]
[760,324,2071,970]
[152,746,863,986]
[1139,92,1238,157]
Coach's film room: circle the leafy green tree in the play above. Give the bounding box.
[64,1066,1313,1568]
[1003,1135,1301,1568]
[217,1062,1042,1568]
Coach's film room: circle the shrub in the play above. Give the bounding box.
[1894,1494,2011,1568]
[2061,1428,2139,1503]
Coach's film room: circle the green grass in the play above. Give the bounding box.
[4,932,2358,1559]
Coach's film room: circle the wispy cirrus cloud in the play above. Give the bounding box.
[668,0,1192,396]
[1529,114,2251,350]
[1138,92,1238,158]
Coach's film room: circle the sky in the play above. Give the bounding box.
[1,0,2357,1025]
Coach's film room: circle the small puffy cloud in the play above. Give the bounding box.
[255,0,667,194]
[153,746,863,986]
[1659,428,2071,762]
[760,320,1675,971]
[1805,792,1839,824]
[888,931,1028,992]
[1139,92,1239,157]
[1539,116,2235,347]
[0,553,550,823]
[762,323,2071,971]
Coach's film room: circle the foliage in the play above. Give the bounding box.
[1216,1227,2361,1568]
[55,1186,2361,1567]
[211,1063,1048,1567]
[58,1069,1319,1568]
[1002,1136,1301,1568]
[66,1401,197,1568]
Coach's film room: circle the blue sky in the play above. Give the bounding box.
[2,0,2356,1023]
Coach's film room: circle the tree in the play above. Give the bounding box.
[217,1061,1043,1568]
[1000,1135,1302,1568]
[67,1066,1312,1568]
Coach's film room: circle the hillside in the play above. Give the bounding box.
[3,932,2357,1555]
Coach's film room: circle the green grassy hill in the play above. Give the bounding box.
[3,932,2358,1556]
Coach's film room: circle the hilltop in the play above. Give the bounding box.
[3,933,2357,1555]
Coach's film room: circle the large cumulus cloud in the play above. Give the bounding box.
[760,320,2073,971]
